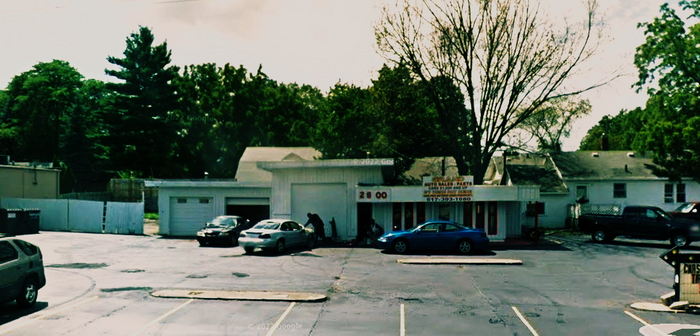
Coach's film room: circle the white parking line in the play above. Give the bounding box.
[512,306,540,336]
[0,295,99,335]
[134,299,194,335]
[265,302,296,336]
[624,310,650,326]
[400,303,406,336]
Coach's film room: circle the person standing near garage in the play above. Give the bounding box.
[306,213,326,242]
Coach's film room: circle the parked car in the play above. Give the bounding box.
[670,202,700,222]
[579,205,700,246]
[0,238,46,308]
[375,220,489,254]
[238,219,315,254]
[196,216,252,247]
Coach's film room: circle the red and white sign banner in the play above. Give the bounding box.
[423,176,474,202]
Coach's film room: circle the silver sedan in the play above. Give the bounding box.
[238,219,315,254]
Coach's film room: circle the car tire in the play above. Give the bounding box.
[275,239,286,254]
[671,234,689,247]
[244,246,255,254]
[392,239,409,254]
[16,278,38,308]
[591,230,611,243]
[457,239,473,255]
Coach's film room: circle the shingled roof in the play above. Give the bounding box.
[550,151,659,180]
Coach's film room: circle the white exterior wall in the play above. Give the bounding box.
[563,179,700,212]
[157,186,271,236]
[539,194,570,229]
[269,167,384,241]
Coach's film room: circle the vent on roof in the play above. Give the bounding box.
[591,152,599,158]
[627,152,635,158]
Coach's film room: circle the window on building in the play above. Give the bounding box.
[677,183,686,203]
[463,202,473,228]
[416,203,426,224]
[487,202,498,235]
[404,203,414,229]
[664,184,674,203]
[199,198,210,204]
[177,198,187,204]
[438,204,451,220]
[613,183,626,198]
[576,186,588,200]
[392,203,402,231]
[475,202,485,230]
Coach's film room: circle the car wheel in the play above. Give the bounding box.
[671,234,689,247]
[592,230,610,243]
[244,246,255,254]
[392,239,408,254]
[16,278,38,308]
[457,239,472,255]
[275,239,286,254]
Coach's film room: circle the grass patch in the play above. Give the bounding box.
[144,213,159,220]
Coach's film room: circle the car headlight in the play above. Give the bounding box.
[196,232,205,237]
[378,237,388,242]
[691,225,700,232]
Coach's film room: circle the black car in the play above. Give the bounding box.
[196,216,252,246]
[0,238,46,308]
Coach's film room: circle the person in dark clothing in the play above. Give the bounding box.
[306,213,325,241]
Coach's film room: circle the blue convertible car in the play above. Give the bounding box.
[376,220,489,254]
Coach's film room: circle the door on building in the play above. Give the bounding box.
[225,197,270,225]
[357,203,372,240]
[291,183,347,239]
[170,197,214,236]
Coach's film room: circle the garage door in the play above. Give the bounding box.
[225,197,270,224]
[291,184,348,239]
[170,197,214,236]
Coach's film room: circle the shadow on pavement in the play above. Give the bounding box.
[0,301,48,326]
[586,239,700,250]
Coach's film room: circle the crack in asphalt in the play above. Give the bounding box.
[307,247,355,336]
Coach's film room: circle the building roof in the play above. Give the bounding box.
[144,180,270,188]
[258,158,394,171]
[550,151,659,180]
[402,157,460,183]
[236,147,321,182]
[489,155,567,193]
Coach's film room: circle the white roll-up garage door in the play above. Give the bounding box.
[169,197,214,236]
[291,183,347,239]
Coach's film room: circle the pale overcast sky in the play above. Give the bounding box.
[0,0,670,150]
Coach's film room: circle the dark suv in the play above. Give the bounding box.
[0,238,46,307]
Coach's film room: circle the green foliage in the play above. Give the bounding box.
[4,60,83,162]
[105,26,180,178]
[144,213,159,220]
[521,97,591,152]
[630,0,700,179]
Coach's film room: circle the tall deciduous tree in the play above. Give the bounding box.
[632,0,700,179]
[520,97,591,152]
[4,60,83,163]
[376,0,602,183]
[105,26,179,178]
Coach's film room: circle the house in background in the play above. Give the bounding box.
[486,151,700,228]
[0,157,60,199]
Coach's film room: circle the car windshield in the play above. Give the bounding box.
[205,217,236,228]
[675,203,695,213]
[253,222,280,230]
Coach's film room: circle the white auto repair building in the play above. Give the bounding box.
[149,147,540,241]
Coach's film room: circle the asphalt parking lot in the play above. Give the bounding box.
[2,232,700,335]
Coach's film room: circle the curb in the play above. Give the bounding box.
[396,258,522,265]
[630,302,700,314]
[151,289,327,302]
